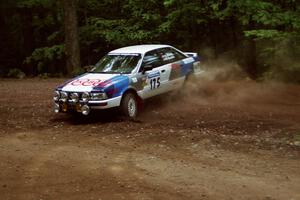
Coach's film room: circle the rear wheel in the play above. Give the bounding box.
[121,92,138,119]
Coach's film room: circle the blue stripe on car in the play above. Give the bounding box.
[181,61,193,76]
[91,75,130,98]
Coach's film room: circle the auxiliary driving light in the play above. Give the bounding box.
[81,105,90,115]
[53,91,60,101]
[70,92,79,103]
[82,92,90,102]
[54,103,60,113]
[60,91,68,102]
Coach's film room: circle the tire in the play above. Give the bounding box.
[121,92,138,119]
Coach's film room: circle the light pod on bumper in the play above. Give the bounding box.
[60,91,68,102]
[81,92,90,103]
[81,105,90,115]
[54,103,60,113]
[70,92,79,103]
[53,91,60,101]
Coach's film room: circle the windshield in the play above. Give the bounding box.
[91,54,141,74]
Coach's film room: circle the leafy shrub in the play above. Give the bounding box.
[24,44,65,74]
[7,68,26,79]
[256,36,300,83]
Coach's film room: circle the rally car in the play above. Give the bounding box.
[53,44,203,118]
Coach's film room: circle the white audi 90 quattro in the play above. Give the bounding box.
[53,44,204,119]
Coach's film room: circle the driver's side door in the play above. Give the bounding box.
[139,50,171,99]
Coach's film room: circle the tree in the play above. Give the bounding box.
[0,0,299,82]
[62,0,80,75]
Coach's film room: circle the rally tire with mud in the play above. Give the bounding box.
[120,92,138,120]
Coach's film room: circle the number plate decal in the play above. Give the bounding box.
[147,71,161,90]
[149,77,160,90]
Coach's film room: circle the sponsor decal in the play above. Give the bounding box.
[147,71,160,79]
[69,79,113,88]
[69,79,103,87]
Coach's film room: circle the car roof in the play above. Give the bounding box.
[109,44,171,55]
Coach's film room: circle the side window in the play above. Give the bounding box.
[159,48,187,65]
[141,50,162,71]
[170,48,187,60]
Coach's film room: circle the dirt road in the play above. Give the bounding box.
[0,79,299,200]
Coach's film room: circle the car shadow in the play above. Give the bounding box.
[50,108,124,125]
[50,92,179,125]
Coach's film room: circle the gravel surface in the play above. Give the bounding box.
[0,78,299,200]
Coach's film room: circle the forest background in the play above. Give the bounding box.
[0,0,299,83]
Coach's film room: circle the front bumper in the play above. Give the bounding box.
[54,96,122,114]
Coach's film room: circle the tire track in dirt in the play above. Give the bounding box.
[0,79,300,199]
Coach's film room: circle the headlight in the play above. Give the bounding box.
[70,92,79,103]
[81,92,90,102]
[60,91,68,102]
[53,91,60,101]
[91,92,107,101]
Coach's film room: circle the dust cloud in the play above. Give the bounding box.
[171,58,299,109]
[142,55,299,118]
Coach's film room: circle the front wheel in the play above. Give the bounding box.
[121,92,138,119]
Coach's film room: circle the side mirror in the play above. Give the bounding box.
[142,64,153,74]
[83,65,95,72]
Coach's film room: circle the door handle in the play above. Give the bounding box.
[161,69,166,73]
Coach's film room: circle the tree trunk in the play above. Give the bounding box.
[245,37,257,79]
[62,0,80,75]
[244,20,257,79]
[20,8,35,75]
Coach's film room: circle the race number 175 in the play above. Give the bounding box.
[150,77,160,90]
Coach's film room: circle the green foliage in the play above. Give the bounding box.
[25,44,64,74]
[15,0,53,8]
[1,0,300,82]
[256,36,300,83]
[7,68,26,79]
[25,44,64,63]
[244,30,289,39]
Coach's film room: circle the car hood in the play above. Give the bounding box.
[59,73,127,92]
